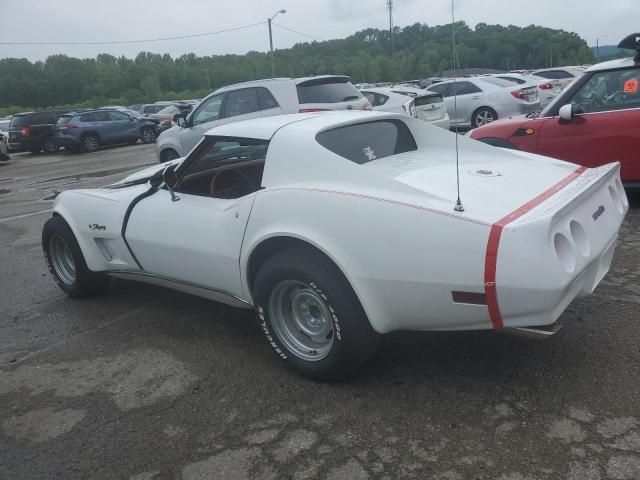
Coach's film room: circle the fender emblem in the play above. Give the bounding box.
[89,224,106,231]
[592,205,605,221]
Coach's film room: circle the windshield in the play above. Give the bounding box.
[297,78,362,104]
[158,105,179,114]
[479,77,516,88]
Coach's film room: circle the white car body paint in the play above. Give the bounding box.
[51,111,628,335]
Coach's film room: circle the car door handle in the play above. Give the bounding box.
[471,96,480,100]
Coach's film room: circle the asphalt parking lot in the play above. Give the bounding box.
[1,146,639,480]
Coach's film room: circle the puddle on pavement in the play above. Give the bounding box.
[0,189,10,195]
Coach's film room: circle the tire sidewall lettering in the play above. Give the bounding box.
[257,280,343,362]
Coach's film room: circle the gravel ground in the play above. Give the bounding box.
[0,145,638,480]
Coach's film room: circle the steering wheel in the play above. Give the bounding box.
[209,169,255,199]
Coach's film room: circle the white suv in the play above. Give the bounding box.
[156,75,370,162]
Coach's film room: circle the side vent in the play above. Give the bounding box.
[94,238,113,262]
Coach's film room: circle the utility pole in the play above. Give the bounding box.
[268,9,286,78]
[387,0,394,51]
[596,35,607,59]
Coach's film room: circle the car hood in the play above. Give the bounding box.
[362,140,582,225]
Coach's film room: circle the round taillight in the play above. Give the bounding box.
[569,221,590,257]
[554,233,575,273]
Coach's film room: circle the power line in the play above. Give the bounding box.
[0,22,265,46]
[272,23,324,42]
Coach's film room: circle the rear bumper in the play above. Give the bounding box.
[494,163,628,329]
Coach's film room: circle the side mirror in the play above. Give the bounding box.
[559,104,574,122]
[173,114,187,128]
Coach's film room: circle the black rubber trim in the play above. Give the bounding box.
[121,186,159,269]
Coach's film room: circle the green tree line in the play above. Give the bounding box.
[0,22,595,116]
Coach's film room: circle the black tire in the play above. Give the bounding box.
[42,137,59,154]
[29,146,42,154]
[140,127,156,144]
[161,149,180,163]
[81,134,99,153]
[42,216,110,298]
[253,247,381,381]
[471,107,498,128]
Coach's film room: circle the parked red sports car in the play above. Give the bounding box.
[470,56,640,188]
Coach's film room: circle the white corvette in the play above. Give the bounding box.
[42,111,628,379]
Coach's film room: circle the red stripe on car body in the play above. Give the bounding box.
[484,166,588,330]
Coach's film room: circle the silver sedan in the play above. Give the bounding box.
[427,77,540,129]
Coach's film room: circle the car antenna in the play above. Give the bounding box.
[451,0,464,212]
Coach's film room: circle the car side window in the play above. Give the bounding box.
[224,88,260,118]
[95,112,112,122]
[450,81,482,96]
[192,94,224,126]
[427,83,451,97]
[257,87,279,110]
[108,111,130,121]
[569,70,640,114]
[176,136,269,199]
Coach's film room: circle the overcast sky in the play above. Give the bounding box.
[0,0,636,61]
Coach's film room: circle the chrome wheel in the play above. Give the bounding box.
[83,135,98,152]
[268,280,335,361]
[49,234,76,286]
[474,109,496,127]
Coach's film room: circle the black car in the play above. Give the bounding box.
[8,110,76,153]
[54,109,158,153]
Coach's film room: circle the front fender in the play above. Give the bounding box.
[51,188,147,272]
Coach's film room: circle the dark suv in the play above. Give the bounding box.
[54,110,158,153]
[8,110,72,153]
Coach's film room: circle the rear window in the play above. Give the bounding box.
[414,95,443,107]
[497,76,527,85]
[297,78,362,104]
[158,105,179,114]
[316,120,417,165]
[10,115,29,129]
[479,77,514,88]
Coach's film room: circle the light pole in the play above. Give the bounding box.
[268,9,286,77]
[596,35,607,59]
